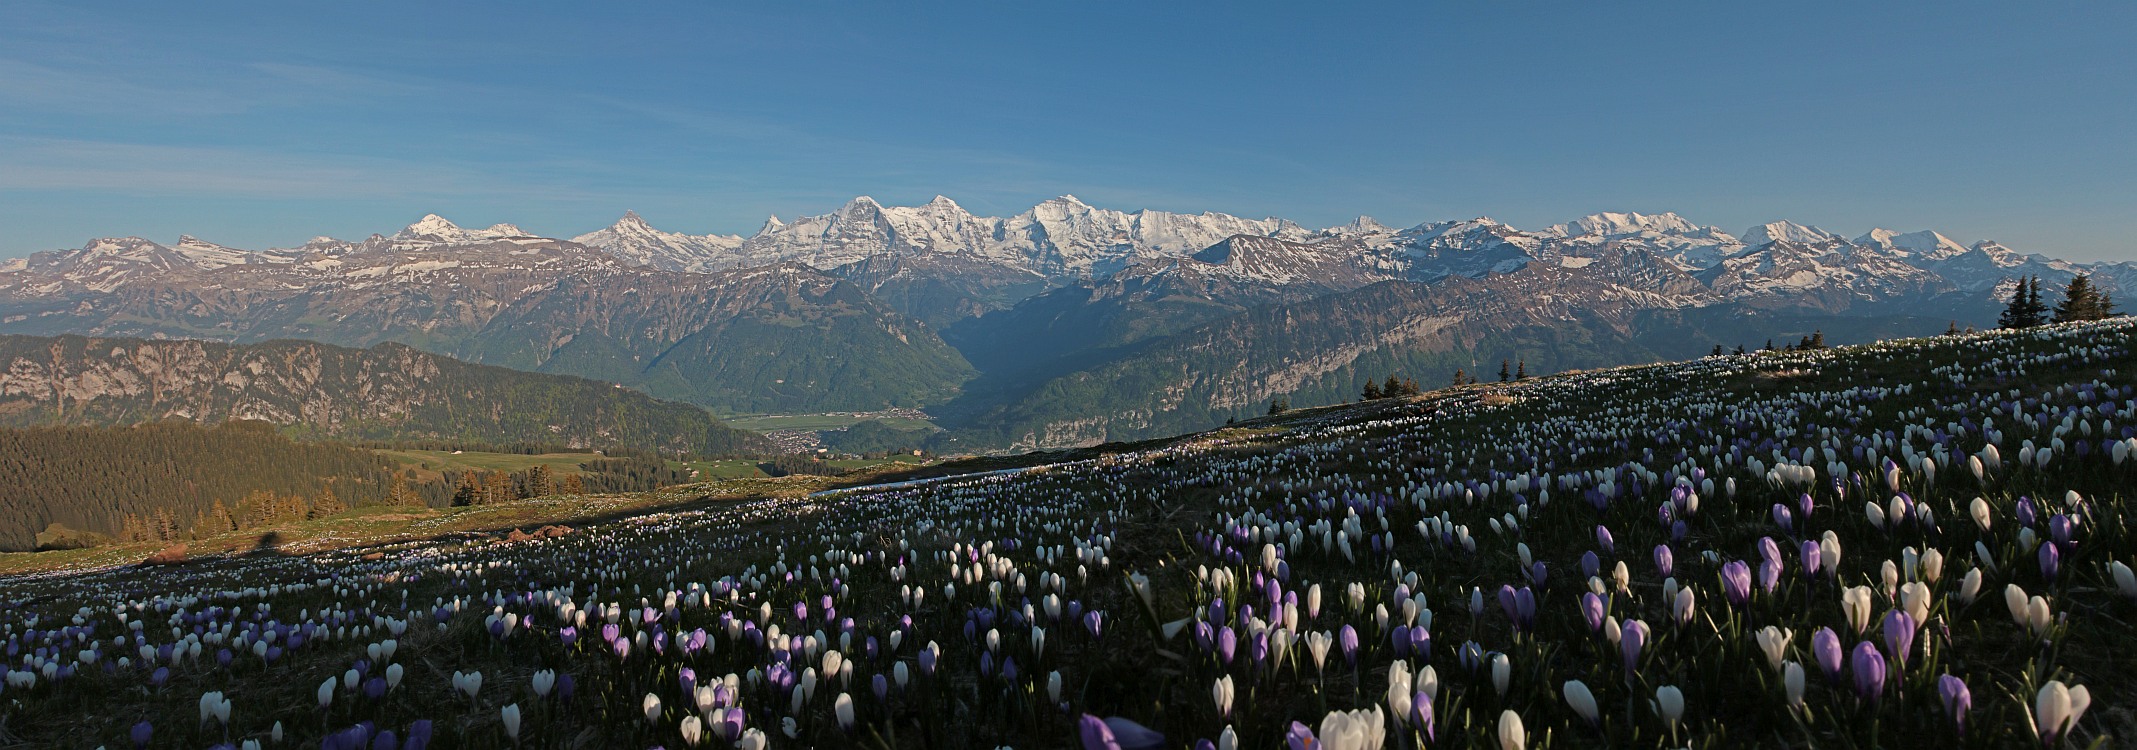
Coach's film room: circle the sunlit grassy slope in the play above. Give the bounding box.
[3,321,2135,748]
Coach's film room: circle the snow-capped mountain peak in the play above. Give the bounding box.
[1855,228,1970,260]
[171,235,251,269]
[392,214,531,243]
[1741,221,1840,246]
[1555,211,1703,238]
[569,211,744,272]
[1335,216,1392,235]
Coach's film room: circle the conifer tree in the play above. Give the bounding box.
[153,507,177,542]
[528,464,556,498]
[1383,375,1402,397]
[1361,378,1382,401]
[387,474,418,507]
[1267,396,1290,416]
[561,474,585,495]
[1515,360,1527,379]
[451,472,480,507]
[1711,345,1724,356]
[2053,273,2115,323]
[309,484,346,519]
[1499,359,1512,382]
[1451,368,1467,387]
[209,498,237,533]
[2001,276,2049,328]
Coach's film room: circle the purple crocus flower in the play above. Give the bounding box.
[1095,716,1164,750]
[1580,593,1605,632]
[1722,561,1752,606]
[1937,674,1970,735]
[130,720,151,749]
[2039,543,2061,581]
[1581,551,1601,579]
[1217,627,1237,665]
[1851,641,1886,700]
[717,708,745,740]
[1413,690,1436,741]
[1800,540,1823,579]
[1596,525,1615,554]
[1078,714,1121,750]
[1083,610,1104,639]
[1338,624,1360,667]
[1772,503,1794,532]
[1812,628,1843,680]
[1654,545,1674,577]
[1882,610,1917,669]
[1284,721,1318,750]
[1621,619,1648,674]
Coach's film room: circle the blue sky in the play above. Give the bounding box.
[2,2,2132,260]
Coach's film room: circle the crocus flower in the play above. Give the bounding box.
[1721,561,1752,606]
[1099,717,1165,750]
[1580,592,1605,632]
[1497,709,1525,750]
[1937,674,1970,735]
[1755,626,1793,671]
[1563,680,1599,726]
[1812,628,1843,680]
[1850,641,1885,701]
[1318,707,1383,750]
[1654,545,1674,577]
[1284,722,1316,750]
[1882,610,1917,669]
[1784,661,1806,708]
[2034,680,2091,745]
[1620,619,1649,675]
[1654,685,1685,731]
[1079,714,1121,750]
[501,704,521,742]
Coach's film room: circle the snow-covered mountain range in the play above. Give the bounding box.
[2,195,2127,448]
[10,196,2116,304]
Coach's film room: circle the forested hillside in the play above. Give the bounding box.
[0,334,772,456]
[0,421,707,552]
[0,421,401,551]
